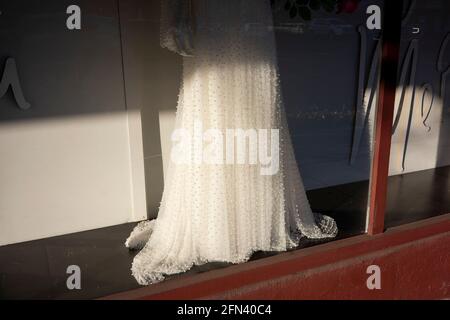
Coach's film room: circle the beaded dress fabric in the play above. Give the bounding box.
[126,0,338,285]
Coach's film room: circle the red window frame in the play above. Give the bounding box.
[367,0,403,235]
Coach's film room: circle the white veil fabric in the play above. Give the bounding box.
[126,0,337,285]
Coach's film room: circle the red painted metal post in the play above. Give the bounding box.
[368,1,403,235]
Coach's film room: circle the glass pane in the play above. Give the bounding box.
[0,0,387,298]
[386,0,450,228]
[273,0,384,238]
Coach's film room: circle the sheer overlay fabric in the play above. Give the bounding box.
[126,0,337,285]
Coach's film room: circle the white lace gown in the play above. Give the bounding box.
[126,0,337,285]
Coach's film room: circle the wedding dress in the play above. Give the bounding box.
[125,0,337,285]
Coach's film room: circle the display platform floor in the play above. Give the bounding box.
[1,166,448,299]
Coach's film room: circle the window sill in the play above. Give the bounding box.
[102,213,450,300]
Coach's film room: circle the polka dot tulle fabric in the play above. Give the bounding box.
[125,0,337,285]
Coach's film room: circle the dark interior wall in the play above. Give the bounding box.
[0,0,126,120]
